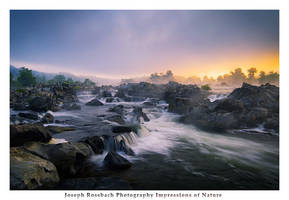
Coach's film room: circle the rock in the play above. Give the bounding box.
[85,98,104,106]
[23,142,94,178]
[10,147,59,189]
[83,136,104,154]
[12,103,29,111]
[102,91,112,97]
[41,113,54,123]
[10,124,52,147]
[133,107,150,122]
[106,115,125,125]
[46,126,76,134]
[108,105,124,115]
[114,90,126,98]
[29,96,53,112]
[177,83,279,133]
[111,125,138,133]
[57,177,131,190]
[103,151,132,170]
[18,112,39,120]
[105,97,114,103]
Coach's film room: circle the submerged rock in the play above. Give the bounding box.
[10,124,52,147]
[85,98,104,106]
[64,103,81,110]
[111,125,138,133]
[104,151,132,170]
[108,105,124,115]
[46,126,76,134]
[106,115,125,125]
[10,147,59,189]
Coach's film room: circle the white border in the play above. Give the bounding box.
[1,0,288,200]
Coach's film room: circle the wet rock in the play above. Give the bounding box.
[133,107,150,122]
[85,98,104,106]
[102,91,112,97]
[111,125,138,133]
[108,105,124,115]
[10,147,59,189]
[83,136,104,154]
[12,103,29,111]
[23,142,94,178]
[41,113,54,123]
[106,115,125,125]
[18,112,39,120]
[10,124,52,147]
[29,96,54,112]
[105,97,114,103]
[104,151,132,170]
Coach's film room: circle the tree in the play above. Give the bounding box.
[17,67,36,87]
[258,71,266,84]
[53,75,66,83]
[230,68,246,85]
[247,67,257,83]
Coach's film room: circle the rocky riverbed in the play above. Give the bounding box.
[10,82,279,190]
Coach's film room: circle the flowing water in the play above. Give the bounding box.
[54,91,279,190]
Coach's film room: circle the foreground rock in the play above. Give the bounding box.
[104,151,132,170]
[10,147,59,189]
[41,113,54,123]
[82,136,104,154]
[85,98,104,106]
[10,124,52,147]
[178,83,279,133]
[23,142,94,177]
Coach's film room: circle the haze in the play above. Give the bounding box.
[10,10,279,79]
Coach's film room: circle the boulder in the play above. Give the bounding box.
[108,105,124,115]
[85,98,104,106]
[102,91,112,97]
[83,136,104,154]
[18,112,39,120]
[29,96,53,112]
[10,147,59,189]
[133,107,150,122]
[111,125,138,133]
[106,115,125,125]
[10,124,52,147]
[103,151,132,170]
[23,142,94,178]
[41,113,54,123]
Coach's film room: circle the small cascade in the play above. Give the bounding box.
[102,127,150,156]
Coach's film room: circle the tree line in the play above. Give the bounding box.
[10,67,96,88]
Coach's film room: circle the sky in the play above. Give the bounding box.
[10,10,279,79]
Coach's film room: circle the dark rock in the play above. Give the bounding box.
[18,112,39,120]
[102,91,112,97]
[29,97,54,112]
[104,151,132,170]
[112,125,138,133]
[41,113,54,123]
[23,142,94,178]
[108,105,124,115]
[106,115,125,125]
[10,124,52,147]
[133,107,150,122]
[105,97,114,103]
[10,147,59,189]
[12,103,29,111]
[85,98,104,106]
[83,136,104,154]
